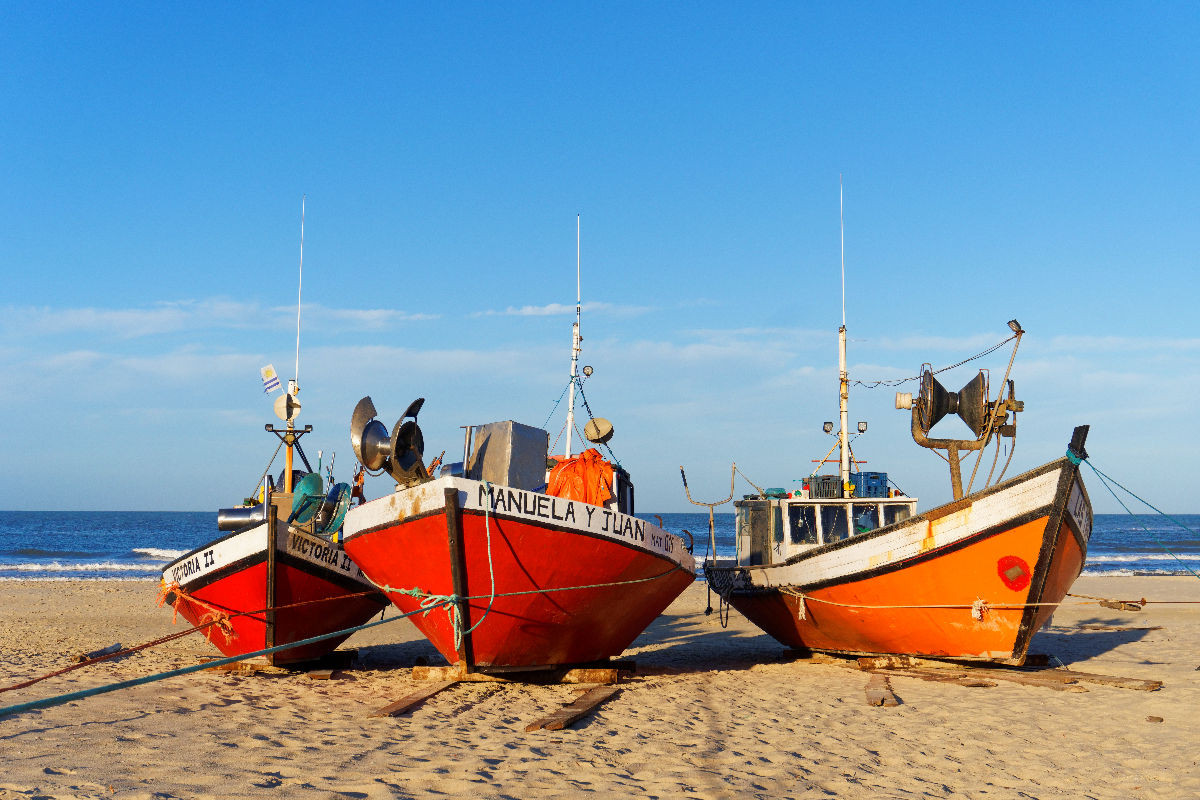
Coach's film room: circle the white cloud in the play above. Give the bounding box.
[473,301,653,317]
[1,299,439,339]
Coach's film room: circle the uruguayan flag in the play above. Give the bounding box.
[260,364,282,394]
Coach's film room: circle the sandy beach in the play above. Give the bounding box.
[0,576,1197,800]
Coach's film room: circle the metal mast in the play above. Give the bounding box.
[564,214,582,458]
[838,178,851,492]
[285,195,306,494]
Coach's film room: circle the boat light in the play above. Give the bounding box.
[823,421,834,434]
[857,421,868,433]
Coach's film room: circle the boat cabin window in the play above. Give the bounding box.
[788,504,818,544]
[853,505,879,534]
[883,504,912,526]
[820,505,849,543]
[772,505,785,544]
[735,501,771,566]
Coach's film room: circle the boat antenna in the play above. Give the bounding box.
[840,174,845,327]
[295,194,305,387]
[564,214,582,458]
[838,177,851,492]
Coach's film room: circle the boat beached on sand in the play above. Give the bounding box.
[340,230,696,672]
[158,208,387,665]
[703,320,1093,664]
[159,387,388,665]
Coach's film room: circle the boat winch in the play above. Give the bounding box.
[350,396,429,487]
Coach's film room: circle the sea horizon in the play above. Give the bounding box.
[2,509,1197,582]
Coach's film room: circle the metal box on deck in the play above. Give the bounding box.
[467,421,550,490]
[809,474,842,499]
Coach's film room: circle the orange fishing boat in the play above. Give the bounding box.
[702,320,1092,664]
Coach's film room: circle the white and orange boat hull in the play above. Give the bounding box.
[706,457,1091,663]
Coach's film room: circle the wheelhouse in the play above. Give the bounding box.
[734,492,919,567]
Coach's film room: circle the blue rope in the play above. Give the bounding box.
[1082,460,1200,581]
[0,601,448,720]
[458,481,498,647]
[542,380,572,430]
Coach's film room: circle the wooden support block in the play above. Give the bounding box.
[525,685,620,731]
[202,657,290,675]
[872,668,998,688]
[306,669,335,680]
[370,680,458,718]
[864,673,900,706]
[412,664,621,685]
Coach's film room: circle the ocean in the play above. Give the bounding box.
[1,510,1199,582]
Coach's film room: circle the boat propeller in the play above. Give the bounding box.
[350,396,428,485]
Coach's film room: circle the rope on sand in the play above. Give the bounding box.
[0,602,445,720]
[0,586,384,697]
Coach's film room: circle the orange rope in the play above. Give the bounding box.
[157,582,236,643]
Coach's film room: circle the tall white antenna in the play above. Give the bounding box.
[564,214,582,458]
[837,176,850,490]
[295,195,305,387]
[576,213,581,312]
[839,174,845,327]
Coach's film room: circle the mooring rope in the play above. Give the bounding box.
[457,481,498,649]
[0,585,385,696]
[0,602,444,720]
[363,562,687,650]
[1081,461,1200,581]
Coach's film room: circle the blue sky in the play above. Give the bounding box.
[2,3,1197,513]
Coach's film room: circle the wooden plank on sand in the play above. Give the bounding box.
[412,665,621,684]
[878,667,1088,692]
[525,685,620,731]
[369,680,458,718]
[864,673,900,706]
[1021,669,1162,691]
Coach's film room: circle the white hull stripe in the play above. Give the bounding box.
[344,476,696,573]
[162,523,374,589]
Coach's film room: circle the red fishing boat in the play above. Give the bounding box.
[158,212,387,664]
[159,389,388,665]
[341,232,696,671]
[701,320,1093,664]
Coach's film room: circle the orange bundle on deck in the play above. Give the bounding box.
[546,448,614,507]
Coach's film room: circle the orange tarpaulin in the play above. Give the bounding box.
[546,448,614,507]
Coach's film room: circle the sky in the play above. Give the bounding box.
[2,3,1198,514]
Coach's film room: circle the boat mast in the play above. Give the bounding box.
[285,195,305,494]
[838,178,851,493]
[564,214,582,458]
